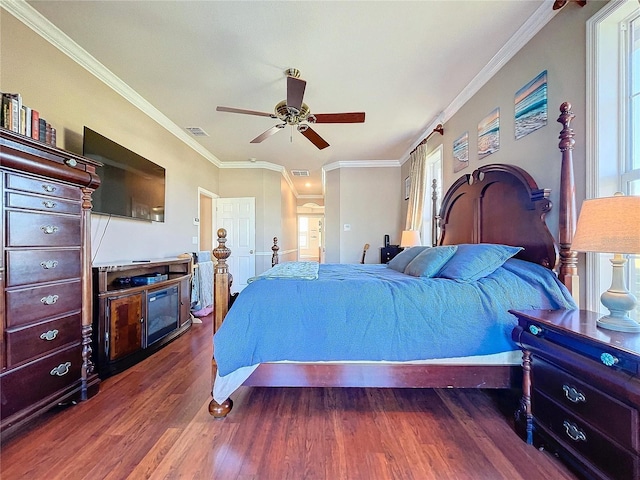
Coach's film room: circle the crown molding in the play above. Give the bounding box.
[2,0,223,167]
[297,194,324,200]
[322,159,400,173]
[218,161,299,196]
[5,0,559,199]
[401,2,559,162]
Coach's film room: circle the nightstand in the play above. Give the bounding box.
[510,309,640,480]
[380,246,403,263]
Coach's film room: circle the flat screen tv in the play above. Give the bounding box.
[83,127,165,222]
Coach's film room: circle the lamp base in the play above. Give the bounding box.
[597,254,640,333]
[597,314,640,333]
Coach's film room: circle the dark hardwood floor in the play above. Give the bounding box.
[1,313,578,480]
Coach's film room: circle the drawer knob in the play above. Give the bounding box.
[40,329,59,341]
[40,294,59,305]
[41,225,59,235]
[42,200,57,209]
[50,361,71,377]
[562,385,586,403]
[40,260,59,269]
[563,420,586,442]
[600,352,619,367]
[65,158,78,167]
[42,184,57,193]
[528,324,542,336]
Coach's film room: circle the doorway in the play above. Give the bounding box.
[198,188,216,252]
[297,203,324,263]
[216,197,256,292]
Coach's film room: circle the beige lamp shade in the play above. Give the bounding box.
[572,195,640,254]
[400,230,421,248]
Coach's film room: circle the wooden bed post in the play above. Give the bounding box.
[557,102,579,302]
[212,228,231,333]
[271,237,279,267]
[210,228,233,418]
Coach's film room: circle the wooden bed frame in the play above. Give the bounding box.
[208,102,578,417]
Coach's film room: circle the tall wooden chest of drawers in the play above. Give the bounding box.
[0,129,101,440]
[511,309,640,480]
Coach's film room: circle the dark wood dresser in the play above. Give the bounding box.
[0,128,101,440]
[511,309,640,480]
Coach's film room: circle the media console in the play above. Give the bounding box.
[92,257,192,378]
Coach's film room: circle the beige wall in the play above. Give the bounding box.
[217,168,297,273]
[280,177,298,263]
[325,167,402,264]
[1,11,220,264]
[410,2,605,306]
[324,170,341,263]
[417,2,603,242]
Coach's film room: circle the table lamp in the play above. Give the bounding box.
[400,230,421,248]
[571,193,640,332]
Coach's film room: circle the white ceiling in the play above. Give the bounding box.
[22,0,554,197]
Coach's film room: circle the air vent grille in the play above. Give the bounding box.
[291,169,310,177]
[185,127,209,137]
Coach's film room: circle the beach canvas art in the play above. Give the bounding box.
[478,108,500,159]
[453,131,469,173]
[515,70,547,140]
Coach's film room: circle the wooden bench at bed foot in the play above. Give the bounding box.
[209,398,233,418]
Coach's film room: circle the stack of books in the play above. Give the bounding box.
[1,92,56,147]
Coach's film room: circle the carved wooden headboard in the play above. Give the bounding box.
[437,163,558,270]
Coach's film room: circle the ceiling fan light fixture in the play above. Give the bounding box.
[275,100,310,124]
[285,68,300,79]
[217,68,363,150]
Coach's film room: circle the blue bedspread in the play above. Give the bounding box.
[213,259,576,376]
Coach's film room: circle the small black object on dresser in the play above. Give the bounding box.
[380,245,403,264]
[511,309,640,480]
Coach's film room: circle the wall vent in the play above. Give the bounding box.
[185,127,209,136]
[291,169,310,177]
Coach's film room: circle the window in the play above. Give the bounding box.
[299,216,309,249]
[588,0,640,320]
[421,145,443,247]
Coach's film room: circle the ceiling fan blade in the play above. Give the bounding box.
[250,124,285,143]
[313,112,366,123]
[217,106,275,118]
[287,76,306,112]
[299,126,330,150]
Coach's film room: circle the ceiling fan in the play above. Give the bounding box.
[216,68,365,150]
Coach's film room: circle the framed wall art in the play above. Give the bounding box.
[453,131,469,173]
[515,70,547,140]
[478,108,500,159]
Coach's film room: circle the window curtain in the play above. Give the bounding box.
[405,142,428,231]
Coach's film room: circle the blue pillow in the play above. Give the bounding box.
[387,246,429,272]
[404,245,458,277]
[436,243,523,281]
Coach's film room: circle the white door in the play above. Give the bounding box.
[216,197,256,292]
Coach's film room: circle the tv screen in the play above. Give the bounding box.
[83,127,165,222]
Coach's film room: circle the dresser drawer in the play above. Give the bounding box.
[6,211,81,247]
[5,313,82,367]
[6,249,81,287]
[5,280,81,328]
[6,191,81,215]
[533,357,638,453]
[6,173,81,201]
[0,344,82,421]
[534,391,638,480]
